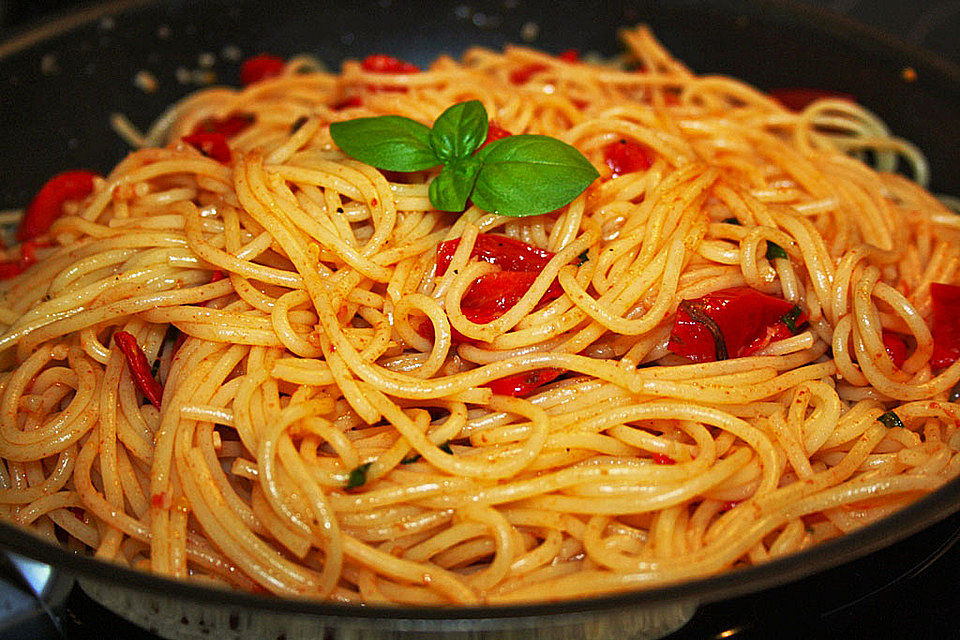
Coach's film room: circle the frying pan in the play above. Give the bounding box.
[0,1,958,638]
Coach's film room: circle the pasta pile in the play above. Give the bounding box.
[0,26,958,605]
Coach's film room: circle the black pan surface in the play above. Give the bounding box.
[0,0,958,624]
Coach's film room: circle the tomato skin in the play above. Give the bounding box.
[603,139,653,177]
[509,64,547,85]
[668,287,807,363]
[0,239,50,280]
[417,234,569,396]
[459,271,563,324]
[768,88,855,111]
[360,54,419,74]
[881,331,909,369]
[436,233,554,276]
[510,49,578,85]
[17,170,98,242]
[652,453,676,465]
[0,262,23,279]
[930,283,960,369]
[486,368,565,397]
[413,270,561,346]
[182,132,232,164]
[240,54,285,86]
[481,122,513,149]
[415,234,564,346]
[191,114,253,138]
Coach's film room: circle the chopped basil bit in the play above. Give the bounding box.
[402,441,452,463]
[766,241,789,261]
[877,411,904,429]
[151,325,179,377]
[346,462,373,488]
[577,250,589,265]
[721,217,741,225]
[782,305,803,335]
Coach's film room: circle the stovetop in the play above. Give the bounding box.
[0,1,958,639]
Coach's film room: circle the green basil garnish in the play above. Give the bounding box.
[470,134,599,216]
[428,157,482,212]
[429,100,488,162]
[330,100,599,217]
[722,217,741,225]
[877,411,904,429]
[401,440,453,464]
[329,116,436,171]
[782,305,803,335]
[346,462,373,488]
[766,241,789,261]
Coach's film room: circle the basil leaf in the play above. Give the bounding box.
[429,100,488,162]
[472,135,599,217]
[877,411,904,429]
[428,157,482,212]
[577,250,589,265]
[330,116,439,171]
[722,217,741,225]
[346,462,373,488]
[766,241,789,261]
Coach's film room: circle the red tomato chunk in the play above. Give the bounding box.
[603,139,653,177]
[17,170,98,242]
[182,132,232,164]
[668,287,807,363]
[768,88,855,112]
[240,54,285,86]
[930,283,960,369]
[360,54,419,74]
[881,331,909,369]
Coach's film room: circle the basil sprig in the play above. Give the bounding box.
[329,100,599,216]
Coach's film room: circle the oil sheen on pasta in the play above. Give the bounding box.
[0,27,958,605]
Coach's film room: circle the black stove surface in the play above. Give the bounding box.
[0,1,958,639]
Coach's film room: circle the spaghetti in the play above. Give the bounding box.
[0,26,958,605]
